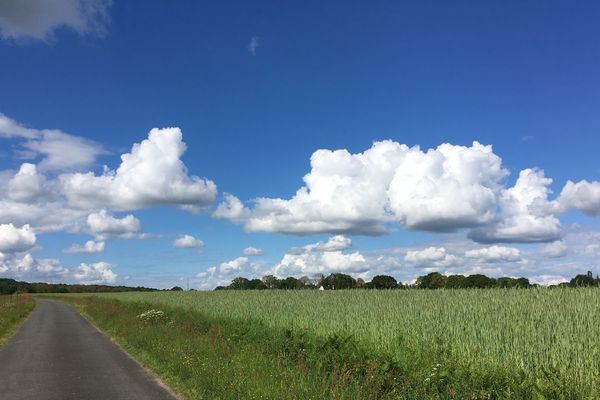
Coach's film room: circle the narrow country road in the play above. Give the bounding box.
[0,299,177,400]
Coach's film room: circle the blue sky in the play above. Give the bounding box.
[1,0,600,288]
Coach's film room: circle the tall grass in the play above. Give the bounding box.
[79,288,600,397]
[0,295,35,345]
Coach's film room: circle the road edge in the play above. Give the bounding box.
[59,299,185,400]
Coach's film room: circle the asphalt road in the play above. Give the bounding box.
[0,299,178,400]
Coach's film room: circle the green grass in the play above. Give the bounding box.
[0,295,35,346]
[59,288,600,399]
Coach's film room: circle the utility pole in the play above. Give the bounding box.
[186,277,189,291]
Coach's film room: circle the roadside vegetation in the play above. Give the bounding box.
[0,295,35,346]
[56,286,600,399]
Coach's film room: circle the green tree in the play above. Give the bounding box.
[229,277,251,290]
[322,273,356,289]
[262,275,281,289]
[416,272,447,289]
[569,271,597,287]
[446,274,466,289]
[463,274,496,288]
[370,275,398,289]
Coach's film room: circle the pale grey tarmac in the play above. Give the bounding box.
[0,299,177,400]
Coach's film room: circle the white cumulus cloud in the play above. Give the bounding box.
[465,245,521,263]
[173,234,204,249]
[469,169,563,243]
[87,210,141,239]
[215,141,507,236]
[64,240,105,254]
[243,246,264,256]
[554,180,600,216]
[405,246,459,268]
[72,261,116,284]
[61,127,217,212]
[0,223,36,253]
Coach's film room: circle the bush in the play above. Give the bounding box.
[137,309,169,324]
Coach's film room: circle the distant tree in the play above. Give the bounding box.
[569,271,597,287]
[170,286,184,291]
[322,273,356,289]
[445,274,466,289]
[416,272,447,289]
[463,274,496,289]
[229,277,251,290]
[355,278,366,289]
[496,277,530,288]
[370,275,398,289]
[262,275,280,289]
[279,277,304,289]
[247,279,267,290]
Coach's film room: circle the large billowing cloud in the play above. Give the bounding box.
[553,180,600,216]
[61,128,217,212]
[0,223,36,253]
[86,210,141,239]
[0,0,112,42]
[215,141,508,236]
[469,169,562,243]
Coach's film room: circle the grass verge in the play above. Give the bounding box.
[0,295,35,346]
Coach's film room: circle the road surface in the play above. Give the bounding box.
[0,299,178,400]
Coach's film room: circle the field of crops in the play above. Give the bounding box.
[88,288,600,396]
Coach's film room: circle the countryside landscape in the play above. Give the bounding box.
[2,1,600,399]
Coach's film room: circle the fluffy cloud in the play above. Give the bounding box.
[0,114,106,171]
[72,261,116,284]
[173,234,204,249]
[540,241,568,258]
[0,0,112,42]
[87,210,141,239]
[0,223,36,253]
[196,257,260,289]
[272,235,390,277]
[465,246,521,263]
[243,246,264,256]
[274,250,369,277]
[554,180,600,216]
[215,141,507,235]
[288,235,353,255]
[218,257,250,274]
[61,128,217,212]
[404,246,459,268]
[7,163,50,202]
[469,169,563,243]
[64,240,105,254]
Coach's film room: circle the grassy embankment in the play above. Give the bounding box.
[58,289,600,399]
[0,295,35,346]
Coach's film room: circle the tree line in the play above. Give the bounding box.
[215,271,600,290]
[0,278,159,295]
